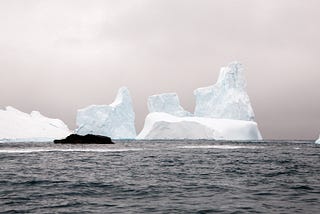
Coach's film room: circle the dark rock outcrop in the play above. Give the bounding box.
[54,134,114,144]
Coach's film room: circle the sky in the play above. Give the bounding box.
[0,0,319,140]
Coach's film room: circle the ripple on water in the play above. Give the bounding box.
[0,141,319,213]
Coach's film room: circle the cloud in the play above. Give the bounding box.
[0,0,319,139]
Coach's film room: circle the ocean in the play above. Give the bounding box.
[0,140,319,213]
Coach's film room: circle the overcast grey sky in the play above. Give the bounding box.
[0,0,319,139]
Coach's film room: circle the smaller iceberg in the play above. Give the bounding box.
[316,135,320,144]
[0,106,71,142]
[148,93,192,117]
[76,87,136,139]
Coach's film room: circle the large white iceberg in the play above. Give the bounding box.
[316,135,320,144]
[76,87,136,139]
[137,113,261,140]
[0,106,71,142]
[137,62,262,140]
[194,62,255,121]
[148,93,192,117]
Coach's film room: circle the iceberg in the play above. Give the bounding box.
[194,62,255,121]
[148,93,192,117]
[137,62,262,140]
[137,112,262,140]
[316,135,320,144]
[76,87,136,139]
[0,106,71,142]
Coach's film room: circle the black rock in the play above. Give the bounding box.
[54,134,114,144]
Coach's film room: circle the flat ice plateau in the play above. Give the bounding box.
[0,106,71,142]
[137,112,262,140]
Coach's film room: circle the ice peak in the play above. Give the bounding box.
[76,87,136,139]
[2,106,30,118]
[110,87,132,108]
[5,106,22,113]
[217,61,246,89]
[194,62,255,121]
[31,111,44,118]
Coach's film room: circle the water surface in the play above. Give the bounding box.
[0,140,319,213]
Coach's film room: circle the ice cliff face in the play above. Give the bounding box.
[194,62,255,121]
[0,106,71,142]
[76,87,136,139]
[148,93,192,117]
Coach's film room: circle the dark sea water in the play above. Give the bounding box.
[0,140,319,213]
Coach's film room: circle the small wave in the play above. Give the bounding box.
[291,185,314,191]
[178,145,262,149]
[0,148,143,153]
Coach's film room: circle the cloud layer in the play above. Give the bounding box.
[0,0,319,139]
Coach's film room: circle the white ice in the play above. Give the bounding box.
[136,112,262,140]
[316,135,320,144]
[76,87,136,139]
[194,62,255,121]
[0,106,71,142]
[148,93,192,117]
[137,62,262,140]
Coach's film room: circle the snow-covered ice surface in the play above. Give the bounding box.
[0,106,71,142]
[76,87,136,139]
[316,135,320,144]
[137,112,262,140]
[148,93,192,117]
[194,62,255,121]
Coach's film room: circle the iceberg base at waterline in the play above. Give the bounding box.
[137,112,262,141]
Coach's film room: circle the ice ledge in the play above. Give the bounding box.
[137,112,262,140]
